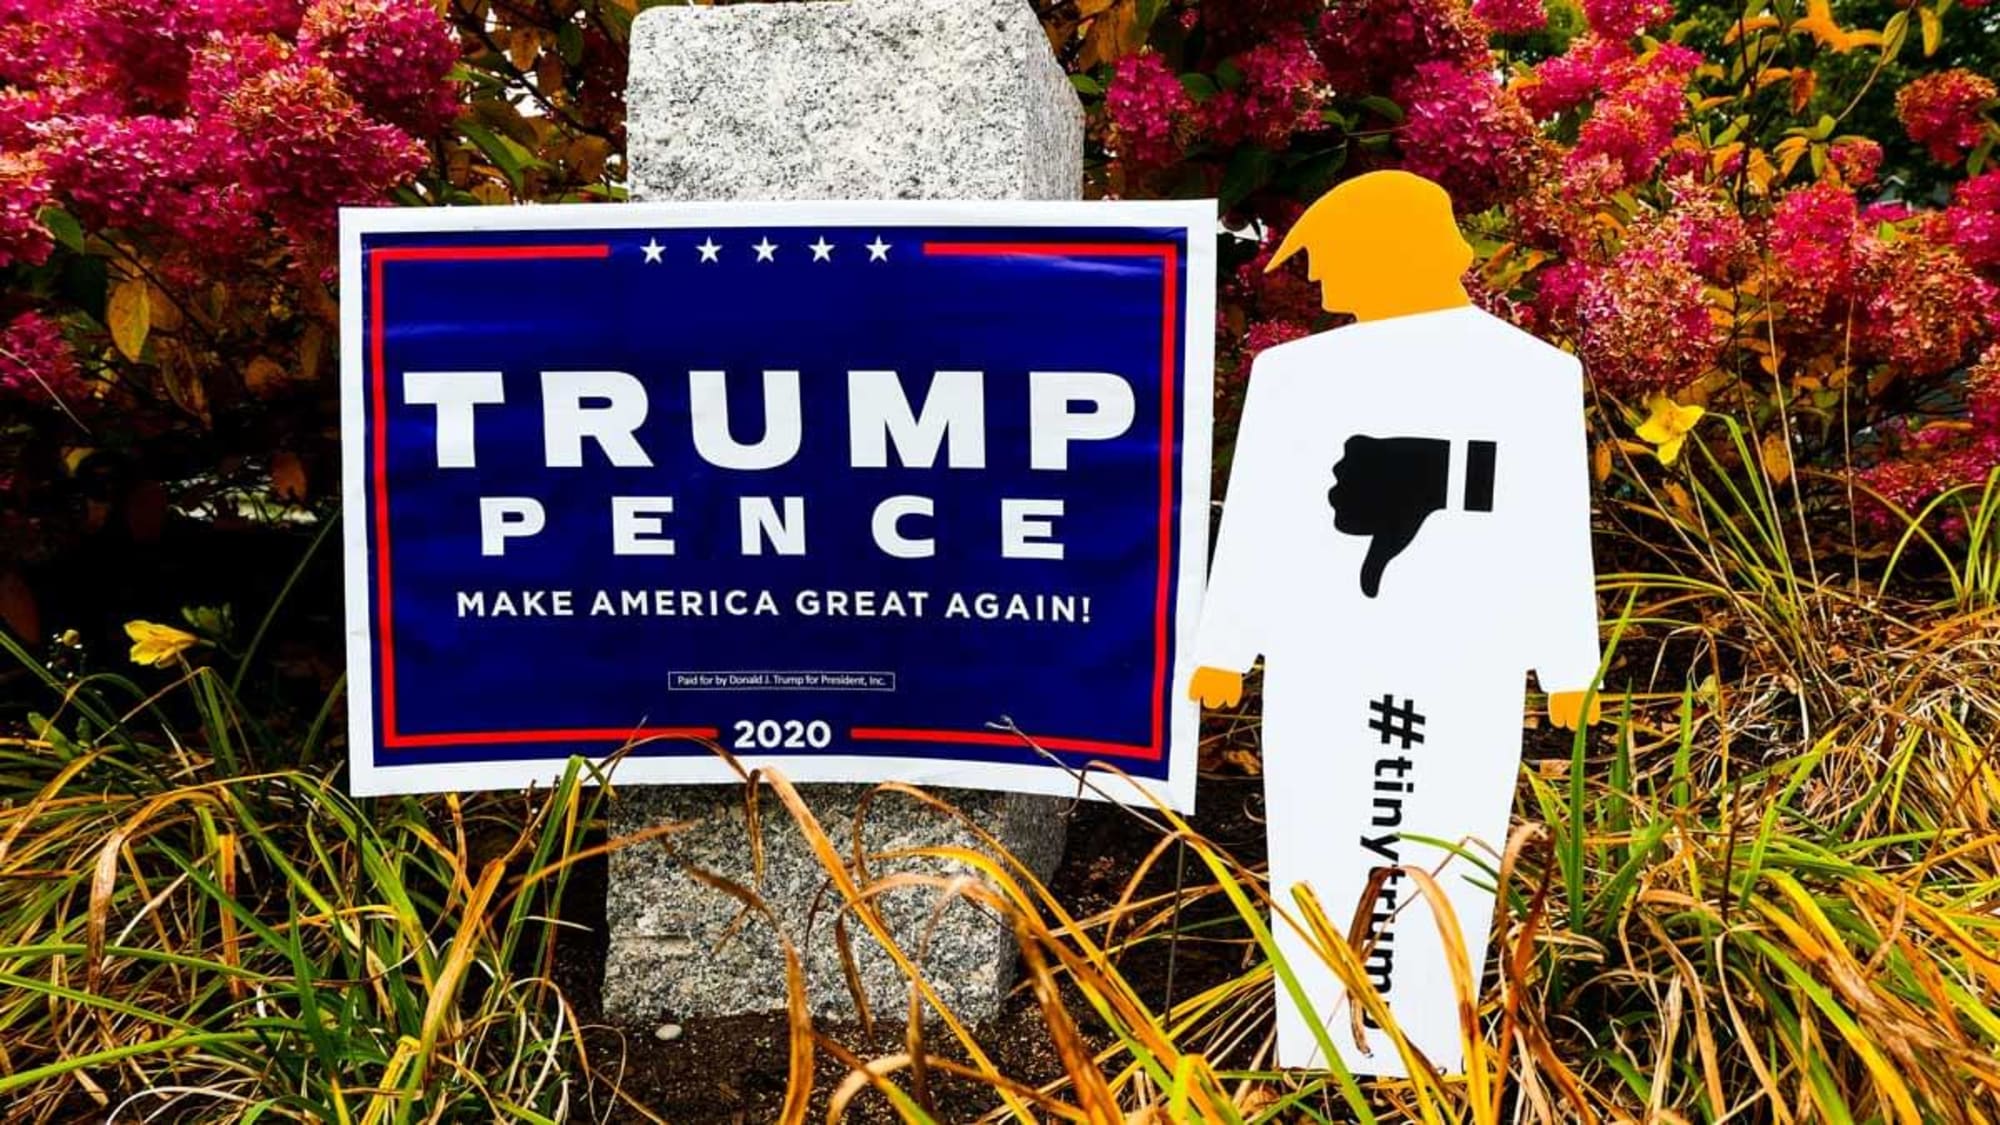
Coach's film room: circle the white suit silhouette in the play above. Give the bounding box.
[1192,304,1600,1075]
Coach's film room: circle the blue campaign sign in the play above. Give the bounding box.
[340,201,1214,808]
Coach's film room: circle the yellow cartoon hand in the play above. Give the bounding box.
[1188,666,1245,708]
[1547,691,1602,731]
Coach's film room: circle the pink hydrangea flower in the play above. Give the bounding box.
[1563,245,1726,394]
[1853,236,1991,377]
[1855,439,2000,533]
[41,113,263,255]
[1568,67,1688,188]
[1582,0,1673,40]
[1,0,449,262]
[224,63,427,242]
[1106,52,1190,167]
[1828,137,1883,186]
[1861,200,1917,226]
[1768,182,1861,321]
[1514,35,1631,119]
[0,151,52,270]
[299,0,459,133]
[1854,357,2000,531]
[187,32,296,115]
[0,311,86,408]
[1202,29,1326,150]
[1660,136,1712,182]
[1467,275,1536,329]
[1473,0,1547,35]
[1939,171,2000,269]
[1967,344,2000,430]
[1532,259,1593,325]
[1660,195,1755,282]
[1559,43,1701,190]
[1896,69,1996,165]
[1393,61,1544,211]
[1245,317,1313,357]
[1316,0,1487,95]
[1230,233,1324,328]
[0,1,84,89]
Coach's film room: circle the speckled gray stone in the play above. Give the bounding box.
[626,0,1082,203]
[604,784,1071,1023]
[606,0,1081,1025]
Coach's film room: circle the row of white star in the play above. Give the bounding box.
[638,236,893,264]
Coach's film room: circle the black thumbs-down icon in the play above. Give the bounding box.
[1328,435,1496,598]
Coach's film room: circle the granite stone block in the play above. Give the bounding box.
[606,0,1082,1024]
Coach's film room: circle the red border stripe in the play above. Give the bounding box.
[377,245,612,263]
[370,244,610,749]
[392,725,719,748]
[923,241,1178,258]
[898,239,1180,760]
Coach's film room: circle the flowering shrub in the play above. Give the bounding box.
[0,0,631,632]
[3,0,1999,628]
[1080,0,2000,548]
[0,0,453,594]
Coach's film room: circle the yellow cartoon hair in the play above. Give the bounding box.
[1266,170,1472,283]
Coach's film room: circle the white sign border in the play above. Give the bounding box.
[339,199,1216,811]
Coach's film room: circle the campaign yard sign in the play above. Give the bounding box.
[340,201,1214,808]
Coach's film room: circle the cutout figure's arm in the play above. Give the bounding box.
[1531,360,1603,729]
[1188,365,1283,707]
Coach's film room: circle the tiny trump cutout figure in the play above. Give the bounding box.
[1189,171,1602,1076]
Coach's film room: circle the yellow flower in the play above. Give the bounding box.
[1636,394,1706,466]
[1792,0,1882,53]
[125,620,198,668]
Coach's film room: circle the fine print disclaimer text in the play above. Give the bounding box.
[669,670,896,692]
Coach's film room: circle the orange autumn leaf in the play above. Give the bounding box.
[107,279,150,361]
[1076,0,1142,68]
[0,570,38,642]
[1761,430,1794,485]
[244,355,289,399]
[271,452,308,502]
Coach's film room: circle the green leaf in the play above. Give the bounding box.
[1178,73,1218,102]
[472,96,540,146]
[1136,0,1168,34]
[1219,146,1274,208]
[458,121,527,191]
[58,252,107,314]
[1919,5,1941,56]
[557,21,584,65]
[37,206,84,254]
[1069,73,1103,97]
[1275,146,1348,197]
[1355,95,1405,124]
[1215,58,1244,90]
[1881,9,1909,58]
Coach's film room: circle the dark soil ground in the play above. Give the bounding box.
[552,775,1273,1123]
